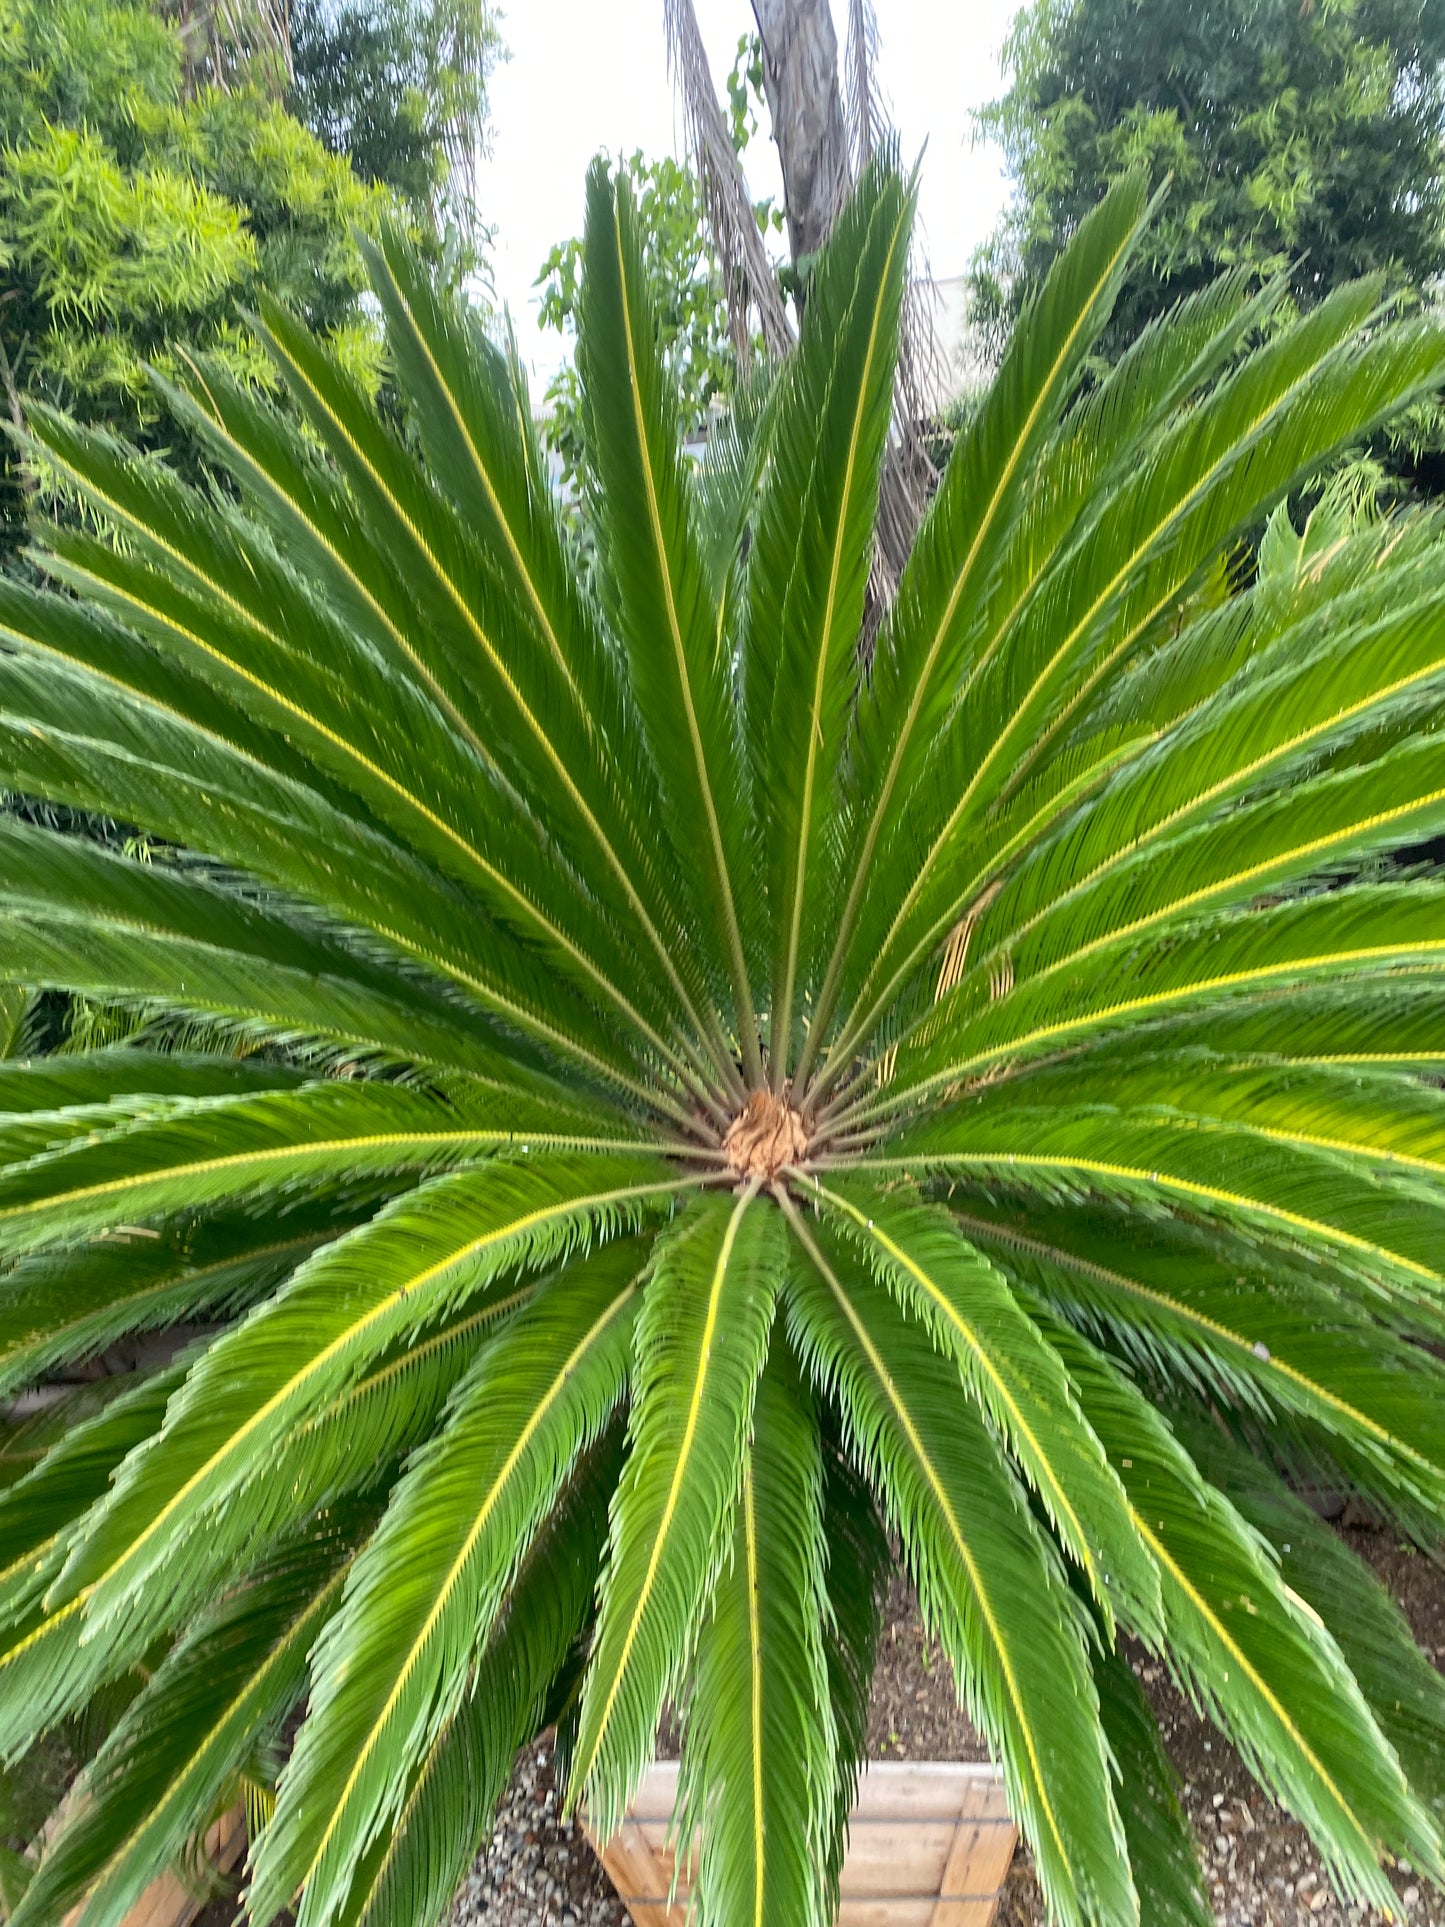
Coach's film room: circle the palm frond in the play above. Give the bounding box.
[253,1245,643,1927]
[12,1516,354,1927]
[744,161,914,1079]
[781,1203,1134,1927]
[952,1201,1445,1513]
[330,1434,622,1927]
[1092,1648,1210,1927]
[816,1177,1160,1637]
[676,1347,835,1927]
[1045,1316,1441,1902]
[1188,1426,1445,1821]
[571,1184,785,1833]
[53,1158,687,1657]
[6,151,1445,1925]
[577,161,758,1085]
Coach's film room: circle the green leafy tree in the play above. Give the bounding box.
[973,0,1445,483]
[288,0,500,265]
[7,158,1445,1927]
[0,0,391,555]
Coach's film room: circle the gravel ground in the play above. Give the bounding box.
[450,1525,1445,1927]
[448,1739,628,1927]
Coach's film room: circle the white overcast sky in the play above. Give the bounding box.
[476,0,1022,388]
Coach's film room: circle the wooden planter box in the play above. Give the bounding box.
[45,1805,246,1927]
[587,1760,1016,1927]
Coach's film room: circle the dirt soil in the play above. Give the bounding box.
[448,1522,1445,1926]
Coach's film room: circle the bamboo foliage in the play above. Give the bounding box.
[5,159,1445,1926]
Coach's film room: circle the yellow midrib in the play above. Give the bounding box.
[577,1182,759,1791]
[951,1214,1434,1473]
[781,1201,1074,1882]
[305,1286,536,1426]
[75,1174,692,1611]
[302,1276,640,1890]
[817,1184,1105,1604]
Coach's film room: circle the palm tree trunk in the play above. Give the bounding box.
[749,0,850,270]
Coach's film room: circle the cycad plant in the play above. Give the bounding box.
[6,157,1445,1927]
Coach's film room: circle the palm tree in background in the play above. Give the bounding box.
[5,160,1445,1927]
[666,0,939,580]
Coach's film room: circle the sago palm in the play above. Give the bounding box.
[5,158,1445,1927]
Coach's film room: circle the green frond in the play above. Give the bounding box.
[0,1078,652,1260]
[0,814,549,1085]
[677,1347,835,1927]
[839,288,1445,1061]
[330,1434,622,1927]
[871,1072,1445,1310]
[1092,1649,1210,1927]
[952,1200,1445,1512]
[781,1206,1135,1927]
[577,161,758,1081]
[20,444,696,1098]
[881,881,1445,1112]
[1188,1427,1445,1822]
[1045,1317,1442,1903]
[358,228,655,863]
[51,1156,687,1656]
[243,289,724,1102]
[0,1367,191,1755]
[12,1516,354,1927]
[0,1224,323,1398]
[0,1367,179,1638]
[816,1177,1161,1639]
[744,161,914,1079]
[253,1244,643,1927]
[570,1184,785,1834]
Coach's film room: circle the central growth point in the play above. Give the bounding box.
[722,1089,808,1179]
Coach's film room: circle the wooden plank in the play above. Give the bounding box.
[57,1805,246,1927]
[838,1904,936,1926]
[590,1760,1016,1927]
[853,1764,1008,1822]
[929,1784,1018,1927]
[584,1816,688,1927]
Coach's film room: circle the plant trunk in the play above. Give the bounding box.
[750,0,850,271]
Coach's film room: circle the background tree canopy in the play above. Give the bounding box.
[289,0,500,266]
[972,0,1445,490]
[0,0,498,558]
